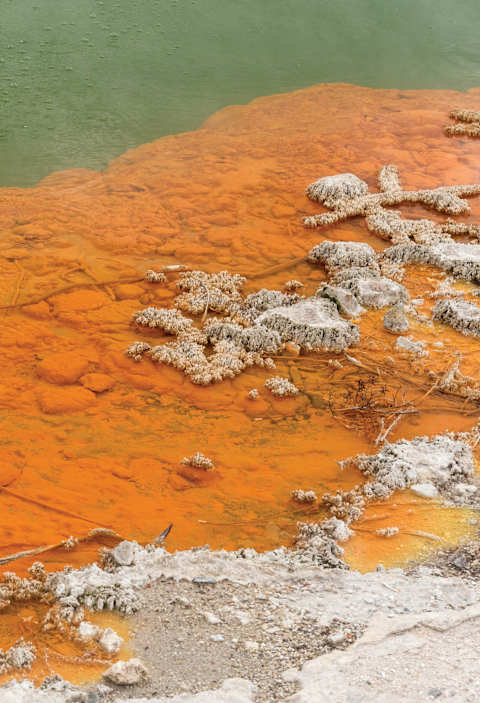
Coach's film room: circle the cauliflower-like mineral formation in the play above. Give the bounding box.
[181,452,214,470]
[264,376,299,397]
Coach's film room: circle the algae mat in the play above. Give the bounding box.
[0,83,480,577]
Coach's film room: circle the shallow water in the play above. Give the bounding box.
[2,76,480,683]
[0,82,479,580]
[1,0,480,186]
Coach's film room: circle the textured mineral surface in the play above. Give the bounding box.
[256,298,360,351]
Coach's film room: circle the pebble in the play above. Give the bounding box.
[204,612,221,625]
[233,610,250,625]
[210,634,225,642]
[77,621,101,641]
[103,658,148,685]
[110,540,136,567]
[99,627,123,655]
[410,483,438,499]
[327,631,348,647]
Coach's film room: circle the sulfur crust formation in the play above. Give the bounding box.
[175,270,246,316]
[127,267,362,385]
[303,165,480,246]
[291,489,317,503]
[296,432,480,569]
[445,109,480,138]
[308,240,409,310]
[181,452,214,470]
[264,376,299,397]
[383,243,480,283]
[257,299,360,352]
[344,435,475,503]
[432,299,480,338]
[144,270,167,283]
[383,302,409,333]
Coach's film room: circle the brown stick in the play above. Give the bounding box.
[0,528,124,566]
[249,256,307,279]
[1,487,108,527]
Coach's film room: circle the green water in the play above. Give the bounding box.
[1,0,478,187]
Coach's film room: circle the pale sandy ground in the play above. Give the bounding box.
[1,542,480,702]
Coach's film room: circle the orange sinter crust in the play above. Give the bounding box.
[0,82,479,598]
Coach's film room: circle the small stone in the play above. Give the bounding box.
[327,631,348,646]
[375,527,399,538]
[94,685,111,697]
[210,634,224,642]
[453,482,477,496]
[243,640,259,651]
[383,302,409,333]
[317,284,365,319]
[452,555,468,570]
[99,628,123,655]
[103,658,148,686]
[204,612,221,625]
[410,483,438,499]
[233,611,250,626]
[78,621,101,641]
[174,596,191,607]
[395,336,428,357]
[110,540,135,567]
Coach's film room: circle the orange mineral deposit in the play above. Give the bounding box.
[0,82,478,596]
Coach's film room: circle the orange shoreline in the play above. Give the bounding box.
[0,82,479,584]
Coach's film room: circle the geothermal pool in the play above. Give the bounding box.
[1,0,480,689]
[1,83,479,579]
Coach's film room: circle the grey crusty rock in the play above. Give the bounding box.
[304,165,480,236]
[433,298,480,337]
[383,302,409,333]
[294,518,353,569]
[103,658,148,686]
[0,639,36,675]
[244,289,302,315]
[308,241,379,273]
[410,483,439,499]
[316,284,366,319]
[330,266,381,285]
[348,434,475,502]
[343,275,409,309]
[305,173,369,204]
[383,242,480,283]
[204,319,282,354]
[257,298,359,352]
[110,540,136,567]
[395,336,428,357]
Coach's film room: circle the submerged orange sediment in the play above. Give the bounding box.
[0,600,130,686]
[0,83,480,594]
